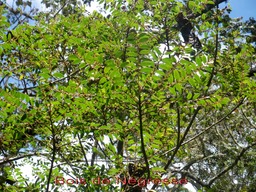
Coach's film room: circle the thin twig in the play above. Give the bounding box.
[4,4,33,20]
[182,98,244,147]
[0,153,43,166]
[161,98,244,156]
[77,134,89,166]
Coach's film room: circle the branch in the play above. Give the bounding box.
[164,107,201,170]
[56,153,83,178]
[169,153,226,189]
[3,2,34,20]
[46,109,57,192]
[241,108,256,129]
[177,106,181,149]
[206,5,219,89]
[77,134,89,166]
[181,107,201,145]
[182,97,244,147]
[0,153,40,166]
[185,171,209,187]
[138,88,150,179]
[152,107,200,190]
[161,97,244,156]
[16,65,87,92]
[97,140,115,164]
[208,142,256,186]
[181,153,225,171]
[90,134,99,166]
[52,2,67,20]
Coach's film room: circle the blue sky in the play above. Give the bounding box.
[229,0,256,20]
[5,0,256,20]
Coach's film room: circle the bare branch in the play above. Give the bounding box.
[4,3,34,20]
[0,153,41,166]
[182,98,244,146]
[161,98,244,156]
[208,142,256,186]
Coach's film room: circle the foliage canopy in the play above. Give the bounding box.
[0,0,256,191]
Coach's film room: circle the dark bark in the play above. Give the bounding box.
[176,12,202,50]
[176,0,227,50]
[248,67,256,77]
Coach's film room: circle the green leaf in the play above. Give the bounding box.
[188,1,196,10]
[169,87,176,95]
[173,70,180,80]
[168,74,174,83]
[53,72,64,78]
[141,60,154,67]
[140,49,150,55]
[193,93,200,99]
[189,78,196,87]
[79,62,86,68]
[68,54,81,64]
[138,33,150,42]
[99,77,107,84]
[175,83,182,93]
[196,57,202,66]
[141,67,153,74]
[221,97,230,105]
[187,92,193,100]
[162,57,175,65]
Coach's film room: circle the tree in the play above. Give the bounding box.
[0,0,255,191]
